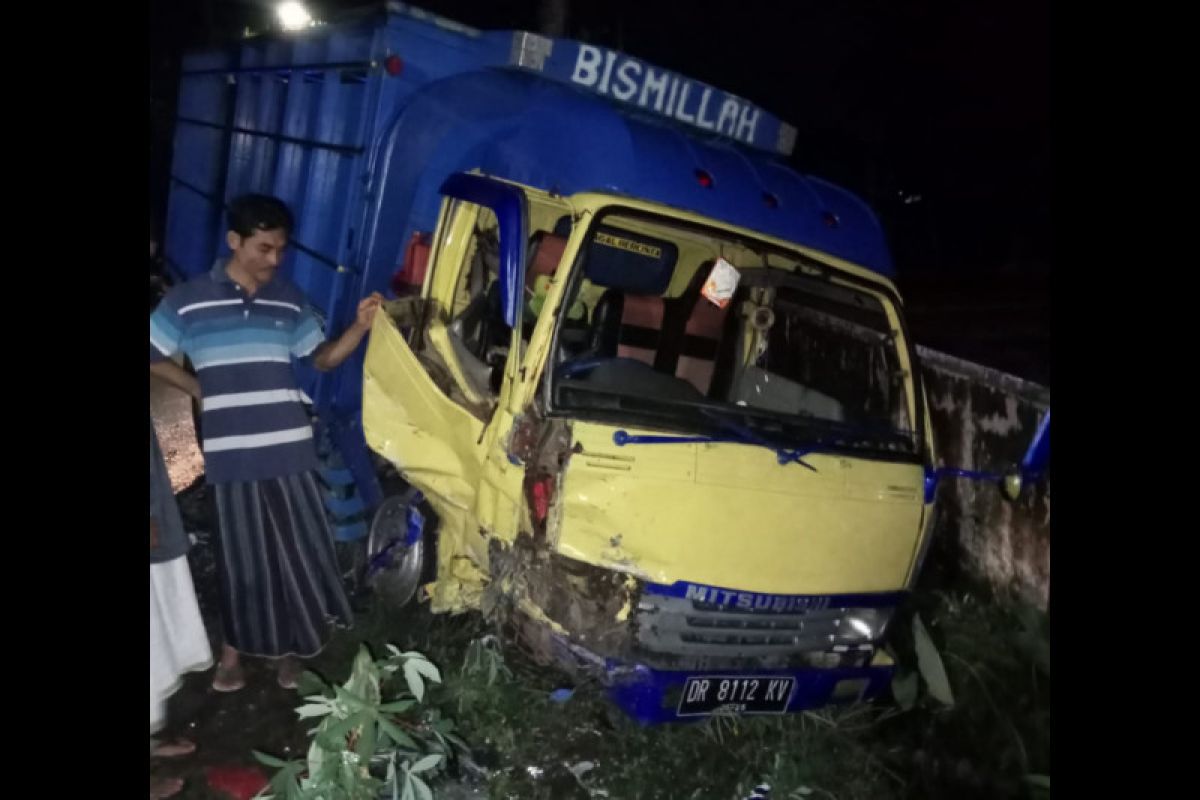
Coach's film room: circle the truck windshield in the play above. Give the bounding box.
[548,209,918,458]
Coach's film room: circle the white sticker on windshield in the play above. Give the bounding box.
[702,258,740,308]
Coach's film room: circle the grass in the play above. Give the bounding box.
[161,586,1049,799]
[163,481,1050,799]
[280,584,1048,800]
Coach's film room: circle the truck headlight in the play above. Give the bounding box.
[840,608,894,642]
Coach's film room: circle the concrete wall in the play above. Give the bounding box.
[918,346,1050,610]
[151,377,204,493]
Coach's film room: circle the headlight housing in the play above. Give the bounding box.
[838,607,894,643]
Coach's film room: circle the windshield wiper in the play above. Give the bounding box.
[700,409,821,471]
[612,410,820,472]
[710,402,915,455]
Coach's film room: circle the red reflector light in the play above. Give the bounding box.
[531,476,553,524]
[822,211,840,228]
[695,169,713,188]
[390,231,431,295]
[763,192,779,208]
[384,55,403,77]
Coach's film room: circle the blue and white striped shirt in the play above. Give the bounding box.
[150,261,326,483]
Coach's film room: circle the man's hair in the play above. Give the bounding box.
[227,194,294,239]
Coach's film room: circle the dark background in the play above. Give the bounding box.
[149,0,1050,385]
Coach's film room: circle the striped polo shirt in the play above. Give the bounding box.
[149,261,326,483]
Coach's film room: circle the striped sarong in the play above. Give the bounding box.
[212,471,353,658]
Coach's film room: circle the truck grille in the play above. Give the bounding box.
[634,593,875,667]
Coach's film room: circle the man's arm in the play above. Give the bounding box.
[150,360,201,400]
[310,293,384,373]
[150,289,199,397]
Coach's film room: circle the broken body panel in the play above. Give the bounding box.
[365,185,931,722]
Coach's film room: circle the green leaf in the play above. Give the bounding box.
[312,712,364,752]
[401,773,415,800]
[379,718,420,751]
[357,775,387,795]
[410,753,443,774]
[266,761,303,796]
[254,751,291,768]
[296,671,327,696]
[333,685,372,712]
[1026,774,1051,788]
[913,613,955,707]
[403,661,426,702]
[410,658,442,684]
[892,670,919,711]
[411,773,434,800]
[295,703,333,720]
[379,699,418,714]
[356,718,377,764]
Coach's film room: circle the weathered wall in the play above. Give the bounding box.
[918,346,1050,610]
[151,377,204,493]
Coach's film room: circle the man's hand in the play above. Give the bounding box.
[353,292,385,333]
[313,292,386,372]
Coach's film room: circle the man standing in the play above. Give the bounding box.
[149,194,383,691]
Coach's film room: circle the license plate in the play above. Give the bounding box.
[677,675,796,716]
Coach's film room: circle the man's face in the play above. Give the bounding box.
[227,227,289,285]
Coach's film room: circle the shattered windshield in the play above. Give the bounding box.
[548,210,917,457]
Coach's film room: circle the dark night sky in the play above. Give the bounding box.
[149,0,1050,384]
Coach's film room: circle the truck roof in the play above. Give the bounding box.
[385,2,894,275]
[385,67,894,276]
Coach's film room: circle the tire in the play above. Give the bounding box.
[366,486,433,610]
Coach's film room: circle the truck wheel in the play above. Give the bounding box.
[366,487,429,609]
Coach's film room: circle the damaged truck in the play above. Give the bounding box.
[161,3,1048,723]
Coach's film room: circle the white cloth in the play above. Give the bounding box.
[150,556,213,734]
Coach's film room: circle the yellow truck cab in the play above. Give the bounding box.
[365,175,935,723]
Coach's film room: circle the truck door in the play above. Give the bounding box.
[362,174,529,610]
